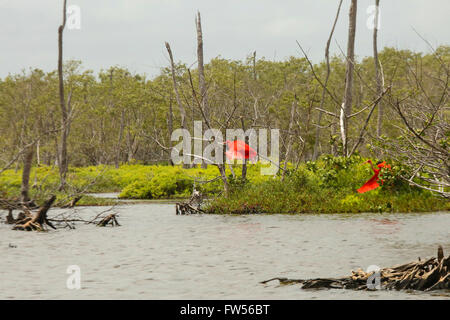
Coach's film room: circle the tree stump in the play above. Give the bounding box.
[175,189,204,215]
[176,202,204,215]
[6,209,15,224]
[13,195,57,231]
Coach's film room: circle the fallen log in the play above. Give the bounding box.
[97,213,120,227]
[12,195,56,231]
[261,246,450,292]
[3,195,120,230]
[0,198,38,211]
[60,196,82,208]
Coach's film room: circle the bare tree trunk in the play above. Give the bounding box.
[313,0,343,160]
[167,92,174,166]
[115,110,125,168]
[373,0,383,137]
[126,129,137,163]
[282,98,297,181]
[196,11,208,169]
[240,117,248,180]
[341,0,357,157]
[165,42,189,168]
[36,139,40,166]
[13,195,56,231]
[20,144,34,204]
[218,160,229,195]
[58,0,68,189]
[252,51,257,81]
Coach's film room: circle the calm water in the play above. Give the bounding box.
[0,204,449,299]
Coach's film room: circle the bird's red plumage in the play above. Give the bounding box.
[225,140,257,160]
[357,160,390,194]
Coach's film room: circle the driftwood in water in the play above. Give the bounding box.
[261,246,450,292]
[176,189,204,215]
[176,202,204,215]
[6,210,26,224]
[60,196,82,208]
[12,195,57,231]
[2,195,120,230]
[1,198,38,211]
[97,213,120,227]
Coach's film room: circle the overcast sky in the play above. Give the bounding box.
[1,0,448,78]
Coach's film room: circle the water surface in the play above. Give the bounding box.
[1,204,449,299]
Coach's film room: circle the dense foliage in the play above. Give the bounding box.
[207,156,449,214]
[0,157,447,213]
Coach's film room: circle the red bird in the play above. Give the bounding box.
[225,140,257,161]
[357,160,391,193]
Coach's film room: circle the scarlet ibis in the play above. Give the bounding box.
[225,140,257,161]
[357,160,391,193]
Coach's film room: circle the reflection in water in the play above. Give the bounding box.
[368,218,402,235]
[0,204,449,299]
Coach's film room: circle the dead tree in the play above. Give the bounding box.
[341,0,358,156]
[165,42,189,169]
[282,97,297,180]
[13,195,57,231]
[58,0,69,190]
[298,39,388,159]
[312,0,343,160]
[196,11,209,169]
[60,195,82,208]
[20,143,34,204]
[167,91,174,166]
[373,0,383,137]
[187,69,230,195]
[97,213,120,227]
[240,117,248,180]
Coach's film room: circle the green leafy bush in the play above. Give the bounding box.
[1,156,447,212]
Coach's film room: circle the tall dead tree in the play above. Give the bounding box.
[312,0,343,160]
[341,0,357,156]
[20,143,34,204]
[186,69,230,195]
[108,68,124,169]
[282,97,297,181]
[196,11,208,169]
[58,0,69,189]
[373,0,383,137]
[165,42,189,169]
[167,91,174,166]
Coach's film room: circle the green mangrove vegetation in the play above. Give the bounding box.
[0,155,448,213]
[207,156,449,214]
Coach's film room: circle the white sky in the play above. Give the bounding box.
[1,0,448,78]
